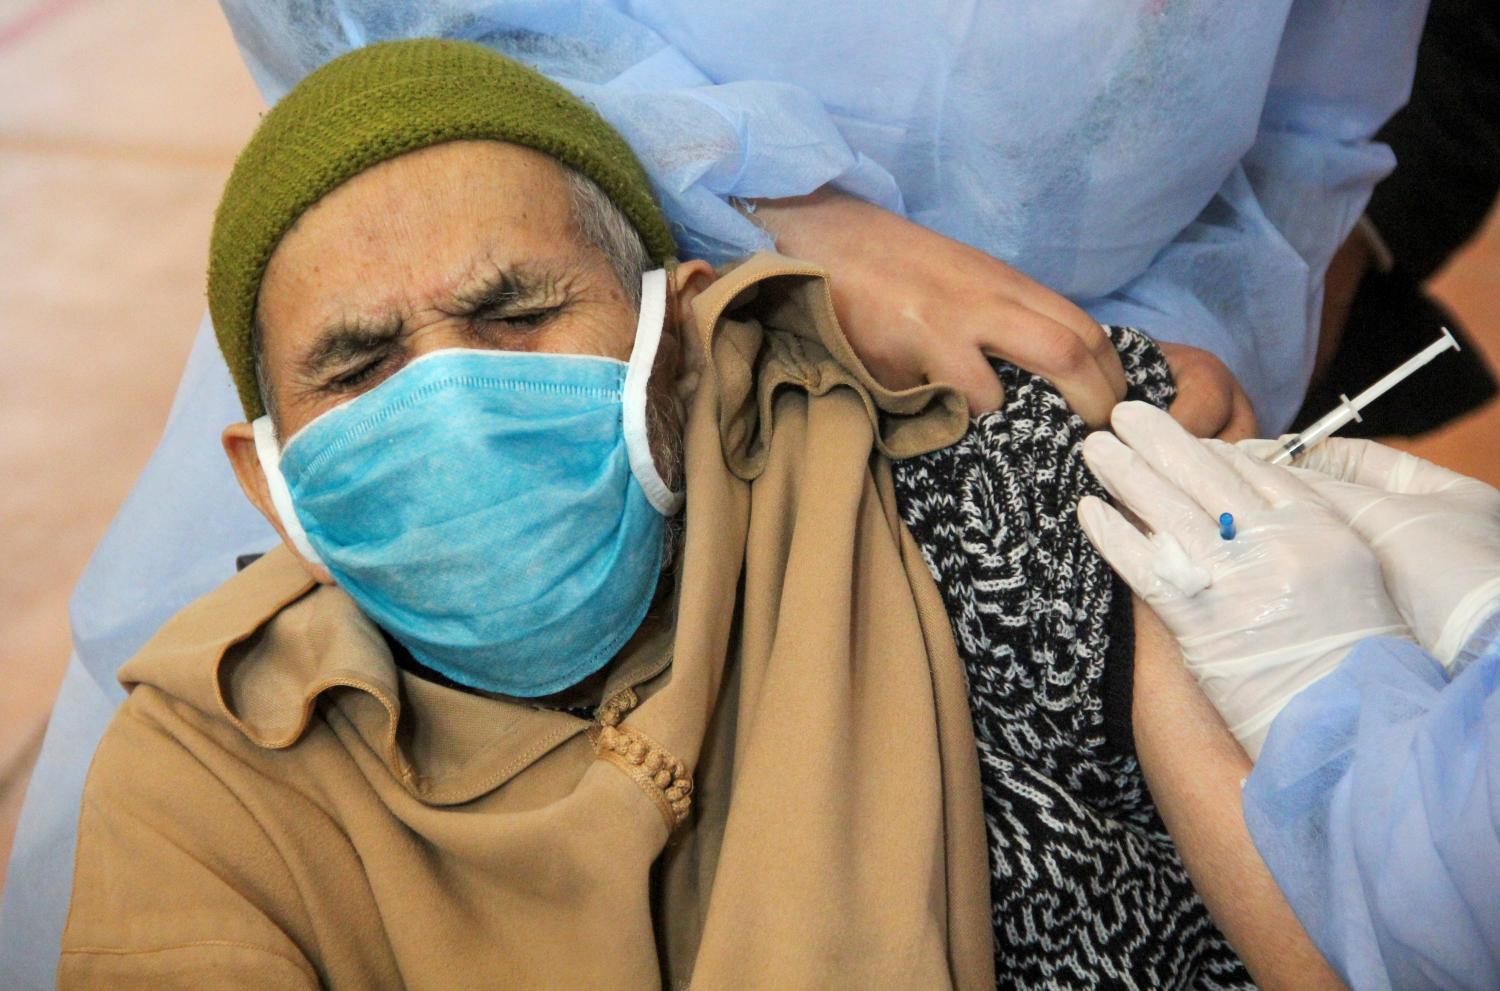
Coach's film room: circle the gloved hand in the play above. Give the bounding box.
[1078,402,1411,757]
[1269,437,1500,672]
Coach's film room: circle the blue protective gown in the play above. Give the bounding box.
[221,0,1428,430]
[1244,616,1500,991]
[0,2,1429,987]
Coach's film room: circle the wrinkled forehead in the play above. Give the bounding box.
[266,140,579,277]
[256,140,589,330]
[206,39,675,421]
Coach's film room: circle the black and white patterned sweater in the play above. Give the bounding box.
[889,327,1255,991]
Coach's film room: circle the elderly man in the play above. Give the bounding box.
[58,40,1334,990]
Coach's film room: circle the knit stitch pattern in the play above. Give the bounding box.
[208,38,676,419]
[891,328,1255,990]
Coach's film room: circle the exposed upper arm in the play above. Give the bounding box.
[1130,601,1346,991]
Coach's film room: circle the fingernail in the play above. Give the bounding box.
[1076,495,1109,543]
[1110,399,1165,436]
[1234,438,1283,461]
[1203,438,1238,460]
[1082,431,1131,473]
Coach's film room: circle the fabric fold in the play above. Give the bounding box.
[60,254,993,990]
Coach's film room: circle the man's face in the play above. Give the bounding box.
[225,138,711,583]
[256,139,643,437]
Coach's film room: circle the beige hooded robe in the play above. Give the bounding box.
[60,253,994,990]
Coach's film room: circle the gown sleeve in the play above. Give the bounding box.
[1242,612,1500,991]
[218,0,903,263]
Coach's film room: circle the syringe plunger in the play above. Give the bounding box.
[1269,327,1459,466]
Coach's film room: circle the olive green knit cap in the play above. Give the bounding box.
[208,38,676,419]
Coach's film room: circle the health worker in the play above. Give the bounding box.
[1078,399,1500,991]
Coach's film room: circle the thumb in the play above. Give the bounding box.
[1292,472,1450,551]
[1292,437,1452,494]
[1286,437,1399,484]
[1291,472,1389,532]
[1299,439,1484,500]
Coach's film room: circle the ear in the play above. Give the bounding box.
[222,422,335,585]
[668,259,716,376]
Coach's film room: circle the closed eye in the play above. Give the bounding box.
[474,307,560,332]
[327,354,394,391]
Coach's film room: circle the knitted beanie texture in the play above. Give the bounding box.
[208,38,675,419]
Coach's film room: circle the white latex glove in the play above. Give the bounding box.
[1261,437,1500,673]
[1078,402,1411,757]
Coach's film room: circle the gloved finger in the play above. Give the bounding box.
[928,348,1006,417]
[1295,437,1474,497]
[1206,438,1328,510]
[1285,437,1399,486]
[1077,495,1175,603]
[1082,430,1220,553]
[977,312,1123,427]
[1236,437,1287,462]
[1110,401,1266,518]
[1285,472,1404,539]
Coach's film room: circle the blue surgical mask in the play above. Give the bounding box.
[253,269,682,697]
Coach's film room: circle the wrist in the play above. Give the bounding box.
[1432,578,1500,672]
[742,187,887,258]
[738,191,814,248]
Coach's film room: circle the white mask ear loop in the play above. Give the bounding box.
[252,416,326,567]
[622,268,685,516]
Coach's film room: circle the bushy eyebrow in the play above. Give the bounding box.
[297,319,403,380]
[293,261,572,382]
[448,264,559,316]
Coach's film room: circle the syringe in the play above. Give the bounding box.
[1269,327,1460,466]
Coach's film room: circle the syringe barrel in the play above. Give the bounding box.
[1256,329,1456,467]
[1267,397,1360,465]
[1296,402,1360,450]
